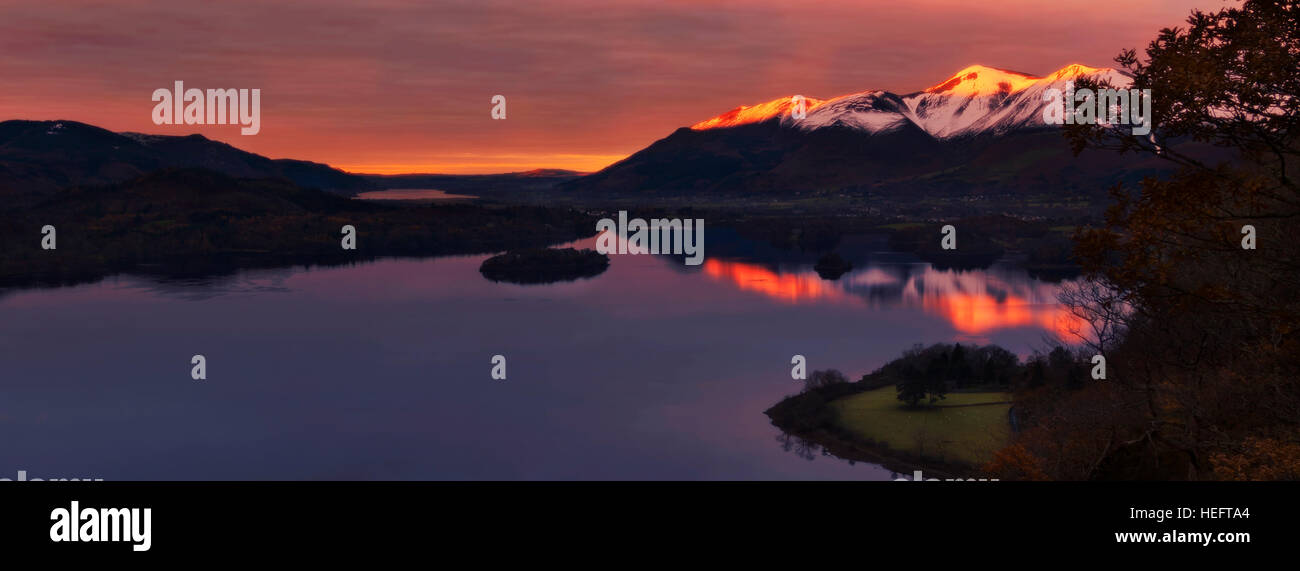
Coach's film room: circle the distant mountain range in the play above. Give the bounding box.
[0,120,584,202]
[0,120,370,199]
[563,64,1204,197]
[363,170,585,197]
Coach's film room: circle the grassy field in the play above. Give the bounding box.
[828,387,1012,466]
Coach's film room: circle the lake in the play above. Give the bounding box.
[354,189,479,201]
[0,229,1080,480]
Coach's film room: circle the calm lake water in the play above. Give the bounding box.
[354,188,478,201]
[0,229,1079,480]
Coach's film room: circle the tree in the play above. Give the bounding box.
[897,373,930,407]
[898,348,950,406]
[803,369,848,393]
[1007,0,1300,479]
[949,343,972,387]
[1025,357,1047,389]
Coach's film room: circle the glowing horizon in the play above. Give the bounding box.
[333,153,626,175]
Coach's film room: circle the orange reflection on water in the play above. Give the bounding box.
[927,291,1082,341]
[701,259,1085,342]
[702,259,853,305]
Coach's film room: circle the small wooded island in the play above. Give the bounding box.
[478,247,610,284]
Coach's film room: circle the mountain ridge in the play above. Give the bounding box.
[0,120,588,202]
[562,63,1194,197]
[0,119,371,199]
[690,63,1130,139]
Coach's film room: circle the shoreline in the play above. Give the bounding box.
[765,384,1008,479]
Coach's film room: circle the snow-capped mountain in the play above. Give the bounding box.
[690,96,828,130]
[786,90,919,134]
[693,63,1133,139]
[562,63,1176,198]
[912,64,1133,137]
[905,64,1055,138]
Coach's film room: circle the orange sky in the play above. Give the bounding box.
[0,0,1230,174]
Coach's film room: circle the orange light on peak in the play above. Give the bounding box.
[1048,63,1107,80]
[690,96,827,130]
[925,64,1041,96]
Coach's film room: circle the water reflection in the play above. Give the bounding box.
[702,258,1084,343]
[0,229,1085,480]
[354,189,478,201]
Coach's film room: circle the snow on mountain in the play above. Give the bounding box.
[942,64,1133,136]
[923,64,1041,97]
[789,90,917,134]
[690,95,827,130]
[690,64,1132,139]
[903,65,1042,138]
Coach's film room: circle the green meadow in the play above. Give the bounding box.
[828,387,1012,466]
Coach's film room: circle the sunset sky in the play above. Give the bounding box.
[0,0,1228,174]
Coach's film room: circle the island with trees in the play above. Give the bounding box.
[478,247,610,284]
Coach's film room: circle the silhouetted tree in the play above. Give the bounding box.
[804,369,848,393]
[999,0,1300,479]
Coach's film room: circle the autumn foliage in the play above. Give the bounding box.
[987,0,1300,480]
